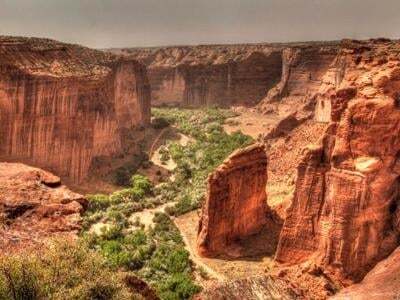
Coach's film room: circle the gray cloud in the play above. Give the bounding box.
[0,0,399,48]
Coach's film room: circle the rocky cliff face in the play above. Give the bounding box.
[276,39,400,282]
[0,36,151,183]
[197,143,269,257]
[111,42,342,109]
[0,162,87,252]
[195,39,400,298]
[258,44,340,119]
[110,44,300,107]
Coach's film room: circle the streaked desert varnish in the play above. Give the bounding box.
[276,39,400,282]
[197,143,269,257]
[0,37,150,183]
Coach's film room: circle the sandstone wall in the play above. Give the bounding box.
[197,143,268,257]
[112,44,312,107]
[145,51,282,107]
[0,37,151,183]
[258,45,339,120]
[276,39,400,282]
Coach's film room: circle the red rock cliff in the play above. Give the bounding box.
[258,44,339,119]
[0,36,151,183]
[276,39,400,282]
[197,143,269,257]
[111,44,285,107]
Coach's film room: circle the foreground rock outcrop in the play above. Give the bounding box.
[0,36,151,183]
[331,247,400,300]
[0,162,87,252]
[276,39,400,283]
[197,143,268,257]
[194,275,302,300]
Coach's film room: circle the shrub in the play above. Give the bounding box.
[0,240,135,300]
[152,117,170,129]
[0,256,40,300]
[166,195,198,217]
[86,194,112,212]
[130,174,152,195]
[114,166,132,186]
[157,273,201,300]
[149,245,190,274]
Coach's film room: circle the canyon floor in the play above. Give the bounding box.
[126,107,296,290]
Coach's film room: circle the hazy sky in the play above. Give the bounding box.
[1,0,399,49]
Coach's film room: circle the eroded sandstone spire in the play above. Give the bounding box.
[197,143,269,257]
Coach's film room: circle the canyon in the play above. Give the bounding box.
[2,35,400,300]
[0,36,151,184]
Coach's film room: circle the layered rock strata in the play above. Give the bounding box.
[0,162,87,252]
[197,143,268,257]
[276,39,400,282]
[111,43,341,108]
[258,44,340,120]
[0,36,151,183]
[138,47,282,107]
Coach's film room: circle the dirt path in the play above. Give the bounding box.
[224,109,280,139]
[150,131,192,171]
[148,127,169,158]
[174,211,274,281]
[129,202,175,229]
[174,216,226,282]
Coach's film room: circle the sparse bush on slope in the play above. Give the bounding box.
[0,241,135,300]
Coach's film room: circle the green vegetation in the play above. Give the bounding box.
[152,108,253,216]
[82,211,200,299]
[82,172,200,299]
[0,241,134,300]
[83,174,156,230]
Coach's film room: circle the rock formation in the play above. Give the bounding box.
[197,143,268,257]
[194,275,302,300]
[113,42,337,107]
[0,162,87,252]
[258,44,339,120]
[195,39,400,299]
[331,246,400,300]
[276,39,400,282]
[0,36,151,183]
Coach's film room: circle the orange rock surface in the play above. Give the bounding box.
[331,247,400,299]
[276,39,400,283]
[0,162,87,252]
[112,42,340,108]
[0,36,151,183]
[197,143,269,257]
